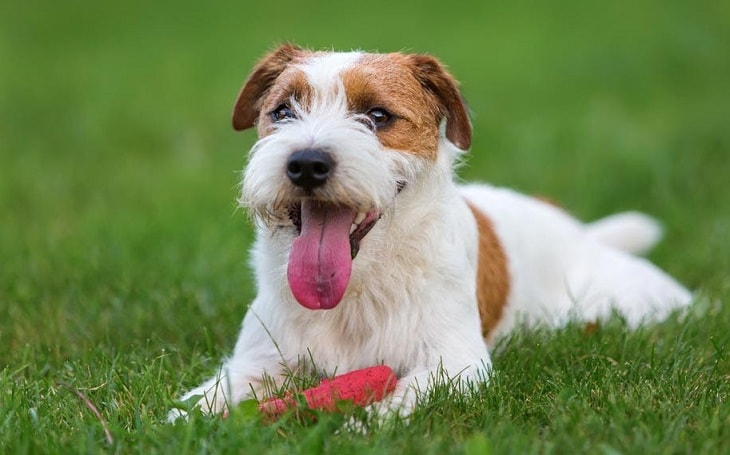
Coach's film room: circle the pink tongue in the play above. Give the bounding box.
[287,201,355,310]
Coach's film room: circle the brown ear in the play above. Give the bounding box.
[407,55,472,150]
[232,44,304,131]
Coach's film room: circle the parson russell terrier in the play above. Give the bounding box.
[169,44,692,419]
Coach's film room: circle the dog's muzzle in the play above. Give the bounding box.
[282,148,381,311]
[282,149,405,312]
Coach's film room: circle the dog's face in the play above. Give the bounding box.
[234,45,471,310]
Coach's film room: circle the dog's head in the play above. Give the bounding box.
[234,44,471,310]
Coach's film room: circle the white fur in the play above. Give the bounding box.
[170,51,692,421]
[299,51,363,94]
[459,185,691,343]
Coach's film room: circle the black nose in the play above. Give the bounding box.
[286,149,334,190]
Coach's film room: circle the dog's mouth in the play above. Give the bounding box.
[286,200,380,310]
[288,203,380,259]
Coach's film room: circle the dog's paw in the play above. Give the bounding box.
[338,398,411,434]
[166,407,189,423]
[167,383,231,423]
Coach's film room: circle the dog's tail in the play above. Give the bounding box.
[585,211,664,255]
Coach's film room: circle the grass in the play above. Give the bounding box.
[1,0,729,453]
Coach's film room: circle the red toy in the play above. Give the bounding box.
[258,365,397,419]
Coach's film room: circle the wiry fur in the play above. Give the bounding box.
[169,46,692,421]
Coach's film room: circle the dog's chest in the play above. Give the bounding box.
[279,296,436,375]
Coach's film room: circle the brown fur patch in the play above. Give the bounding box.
[342,54,442,159]
[535,195,561,208]
[232,44,309,131]
[341,52,472,157]
[407,54,471,150]
[466,201,510,342]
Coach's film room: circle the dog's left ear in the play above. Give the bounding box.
[407,55,472,150]
[232,44,304,131]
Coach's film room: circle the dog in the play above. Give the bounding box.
[170,44,692,420]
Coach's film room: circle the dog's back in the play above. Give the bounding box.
[461,183,692,343]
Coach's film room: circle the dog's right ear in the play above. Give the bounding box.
[232,44,303,131]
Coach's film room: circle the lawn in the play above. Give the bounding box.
[1,0,729,453]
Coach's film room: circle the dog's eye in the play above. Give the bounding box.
[366,108,392,128]
[271,104,296,122]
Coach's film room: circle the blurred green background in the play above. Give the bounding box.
[1,0,729,357]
